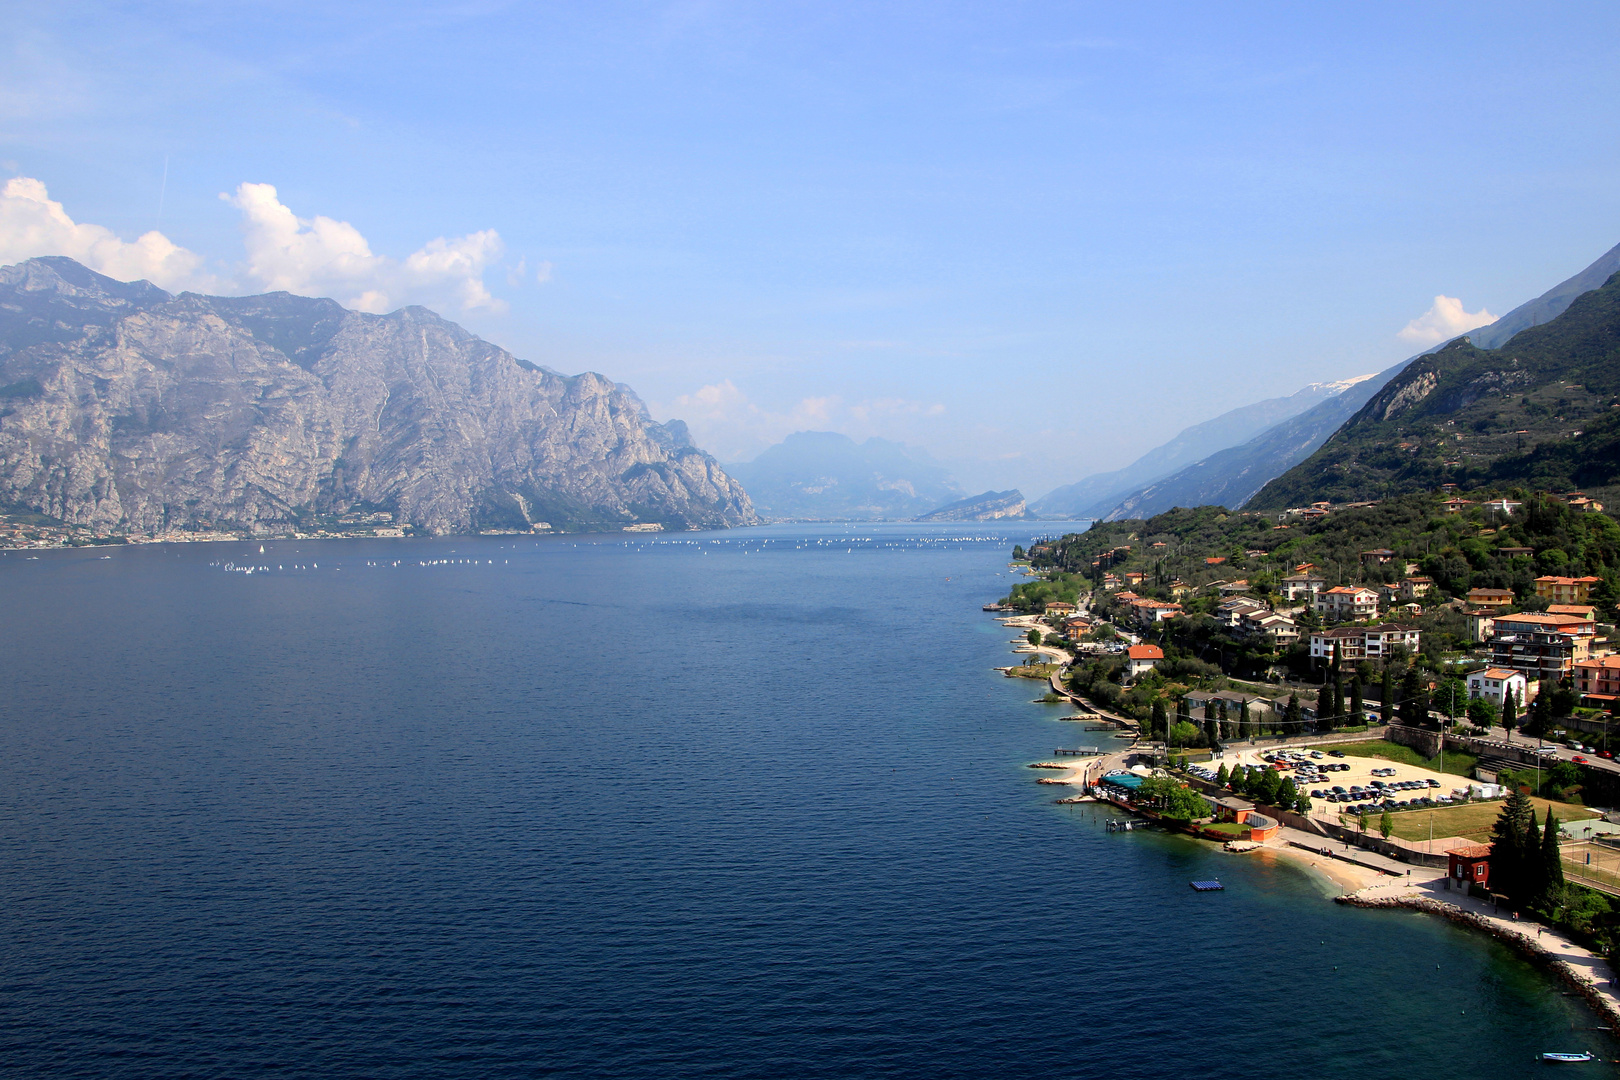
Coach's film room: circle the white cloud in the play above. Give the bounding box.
[1398,295,1498,345]
[0,176,222,290]
[223,182,505,313]
[0,176,518,316]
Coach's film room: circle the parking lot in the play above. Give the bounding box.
[1216,746,1472,820]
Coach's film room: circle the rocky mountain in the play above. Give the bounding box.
[1464,240,1620,351]
[725,430,962,520]
[0,257,755,534]
[1032,377,1373,519]
[1248,267,1620,509]
[914,489,1032,522]
[1094,366,1399,520]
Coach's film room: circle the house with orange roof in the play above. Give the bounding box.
[1313,585,1380,623]
[1535,575,1602,604]
[1125,643,1164,677]
[1489,612,1596,680]
[1574,655,1620,703]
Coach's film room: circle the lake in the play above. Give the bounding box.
[0,523,1607,1078]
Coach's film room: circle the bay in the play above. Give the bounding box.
[0,523,1607,1078]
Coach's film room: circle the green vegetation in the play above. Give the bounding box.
[1250,272,1620,509]
[1352,795,1597,843]
[1312,739,1479,778]
[1133,776,1212,821]
[1006,662,1060,681]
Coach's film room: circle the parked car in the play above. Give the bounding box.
[1575,756,1588,763]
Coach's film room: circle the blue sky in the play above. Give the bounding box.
[3,2,1619,495]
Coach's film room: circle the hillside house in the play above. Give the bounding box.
[1535,575,1602,604]
[1401,576,1434,599]
[1125,644,1163,677]
[1574,655,1620,703]
[1489,612,1596,681]
[1308,624,1420,662]
[1314,585,1380,623]
[1465,667,1527,708]
[1465,587,1515,610]
[1280,573,1326,601]
[1464,610,1497,642]
[1360,549,1396,566]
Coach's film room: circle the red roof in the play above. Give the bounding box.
[1127,644,1164,660]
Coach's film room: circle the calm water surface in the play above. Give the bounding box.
[0,524,1609,1078]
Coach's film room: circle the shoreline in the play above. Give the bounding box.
[998,599,1620,1036]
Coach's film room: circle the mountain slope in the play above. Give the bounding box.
[1464,240,1620,351]
[1031,377,1370,518]
[0,257,755,534]
[725,431,961,520]
[1248,269,1620,509]
[914,489,1031,522]
[1095,366,1399,520]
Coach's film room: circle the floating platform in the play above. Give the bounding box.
[1190,880,1225,892]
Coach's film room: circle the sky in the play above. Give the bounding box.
[3,2,1619,497]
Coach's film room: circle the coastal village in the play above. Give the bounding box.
[994,486,1620,1032]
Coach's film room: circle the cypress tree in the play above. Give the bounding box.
[1490,787,1533,902]
[1543,811,1564,893]
[1203,696,1215,721]
[1349,676,1364,727]
[1521,810,1545,908]
[1218,699,1230,741]
[1285,693,1302,732]
[1238,699,1251,739]
[1380,667,1394,724]
[1502,688,1518,733]
[1177,695,1191,721]
[1152,698,1169,742]
[1204,718,1218,748]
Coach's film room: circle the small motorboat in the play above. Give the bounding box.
[1540,1051,1594,1062]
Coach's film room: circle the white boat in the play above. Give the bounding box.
[1540,1051,1594,1062]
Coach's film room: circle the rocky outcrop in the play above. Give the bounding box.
[915,489,1032,522]
[0,257,756,534]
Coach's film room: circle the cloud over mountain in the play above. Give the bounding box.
[0,176,509,314]
[1398,294,1497,345]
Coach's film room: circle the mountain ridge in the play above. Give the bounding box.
[0,257,755,535]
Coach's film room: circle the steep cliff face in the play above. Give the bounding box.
[0,257,756,534]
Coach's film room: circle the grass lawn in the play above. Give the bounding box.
[1339,797,1600,843]
[1201,822,1249,837]
[1007,663,1060,680]
[1313,739,1478,777]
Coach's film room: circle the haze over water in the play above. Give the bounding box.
[0,523,1608,1078]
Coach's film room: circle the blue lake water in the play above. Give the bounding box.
[0,522,1610,1078]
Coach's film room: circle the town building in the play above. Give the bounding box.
[1044,601,1077,617]
[1488,612,1596,681]
[1548,604,1598,625]
[1360,548,1397,566]
[1314,585,1380,623]
[1464,610,1497,643]
[1279,573,1326,601]
[1483,498,1523,515]
[1125,644,1164,677]
[1574,655,1620,703]
[1126,598,1183,627]
[1400,576,1434,599]
[1465,587,1515,610]
[1499,546,1534,559]
[1247,612,1299,646]
[1465,667,1527,708]
[1535,575,1602,604]
[1446,845,1492,890]
[1308,624,1421,662]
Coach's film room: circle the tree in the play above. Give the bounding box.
[1169,720,1201,746]
[1295,790,1312,814]
[1027,628,1043,647]
[1437,677,1467,720]
[1358,810,1369,833]
[1151,697,1170,742]
[1216,763,1230,786]
[1204,718,1219,749]
[1238,699,1252,740]
[1490,786,1535,902]
[1256,767,1282,806]
[1349,676,1364,728]
[1467,695,1499,729]
[1543,811,1565,896]
[1012,545,1026,560]
[1203,696,1215,721]
[1502,688,1518,734]
[1285,693,1302,733]
[1277,777,1299,810]
[1380,809,1393,839]
[1229,765,1247,793]
[1380,667,1394,725]
[1520,810,1546,908]
[1136,776,1212,820]
[1398,667,1429,727]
